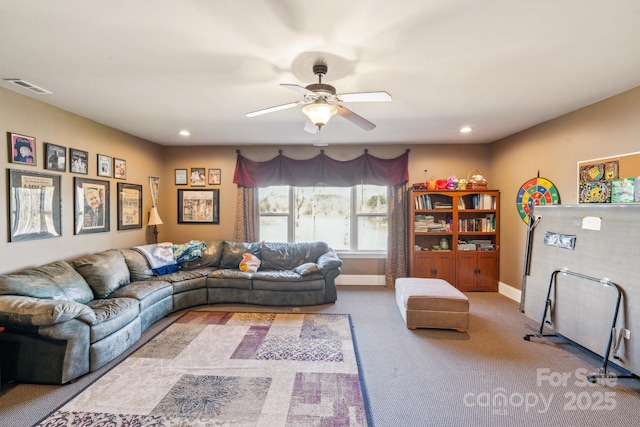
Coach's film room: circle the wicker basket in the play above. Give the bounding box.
[467,169,488,190]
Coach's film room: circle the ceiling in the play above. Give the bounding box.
[1,0,640,147]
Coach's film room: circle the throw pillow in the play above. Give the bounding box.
[220,241,262,269]
[239,253,261,273]
[294,262,322,276]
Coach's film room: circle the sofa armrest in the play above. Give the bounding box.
[0,295,96,327]
[316,250,343,273]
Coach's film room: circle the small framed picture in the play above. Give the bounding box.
[69,148,89,174]
[190,167,206,186]
[8,132,36,165]
[208,168,221,185]
[74,177,110,234]
[117,182,143,230]
[175,168,188,185]
[114,158,126,179]
[97,154,112,177]
[45,143,67,171]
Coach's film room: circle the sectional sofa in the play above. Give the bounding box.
[0,240,342,384]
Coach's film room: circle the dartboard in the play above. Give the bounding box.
[516,177,560,223]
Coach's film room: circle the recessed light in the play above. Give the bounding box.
[178,130,191,136]
[460,126,472,133]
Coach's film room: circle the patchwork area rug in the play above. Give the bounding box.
[36,312,369,426]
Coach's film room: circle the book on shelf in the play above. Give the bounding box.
[414,215,450,232]
[433,201,452,209]
[457,215,495,232]
[414,194,432,210]
[469,194,496,210]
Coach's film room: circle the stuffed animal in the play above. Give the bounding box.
[446,175,459,190]
[239,253,261,273]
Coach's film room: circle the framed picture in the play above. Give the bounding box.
[74,177,110,234]
[69,148,89,174]
[45,143,66,171]
[8,132,36,165]
[208,168,221,185]
[190,168,206,186]
[178,189,219,224]
[175,168,188,185]
[149,176,160,207]
[117,182,142,230]
[7,169,62,241]
[114,158,126,179]
[97,154,112,177]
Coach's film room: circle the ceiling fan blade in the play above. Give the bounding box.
[246,101,301,117]
[338,91,392,103]
[336,105,376,131]
[304,120,318,134]
[281,83,315,96]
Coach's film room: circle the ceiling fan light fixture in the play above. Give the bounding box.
[302,101,338,130]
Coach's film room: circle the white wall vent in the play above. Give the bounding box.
[4,79,52,94]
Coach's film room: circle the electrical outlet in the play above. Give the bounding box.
[623,328,631,339]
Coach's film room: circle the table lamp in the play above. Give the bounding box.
[148,207,163,243]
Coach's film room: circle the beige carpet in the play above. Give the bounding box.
[34,311,368,427]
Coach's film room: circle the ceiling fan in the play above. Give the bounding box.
[246,62,392,133]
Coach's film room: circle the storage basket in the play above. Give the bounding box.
[467,169,488,189]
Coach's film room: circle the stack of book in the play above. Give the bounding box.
[414,215,448,232]
[472,239,495,251]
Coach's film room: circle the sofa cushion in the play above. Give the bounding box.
[73,249,131,298]
[86,297,139,343]
[179,240,225,270]
[0,261,94,304]
[120,249,154,281]
[220,241,262,269]
[260,241,329,270]
[294,262,322,276]
[252,271,325,291]
[108,280,172,312]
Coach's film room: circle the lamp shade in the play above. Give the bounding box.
[302,101,338,129]
[147,207,163,226]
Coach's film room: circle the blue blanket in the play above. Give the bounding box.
[133,243,178,275]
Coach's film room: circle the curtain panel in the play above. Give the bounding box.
[233,149,409,187]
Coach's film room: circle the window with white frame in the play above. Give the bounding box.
[259,185,388,251]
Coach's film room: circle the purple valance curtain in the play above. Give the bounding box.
[233,149,409,188]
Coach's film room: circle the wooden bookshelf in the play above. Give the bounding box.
[409,189,500,291]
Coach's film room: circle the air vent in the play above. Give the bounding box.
[4,79,52,94]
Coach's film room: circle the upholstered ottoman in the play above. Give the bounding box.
[395,278,469,332]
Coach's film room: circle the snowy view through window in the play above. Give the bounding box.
[259,185,387,251]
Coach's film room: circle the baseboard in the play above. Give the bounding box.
[336,274,386,286]
[336,276,523,299]
[499,281,521,303]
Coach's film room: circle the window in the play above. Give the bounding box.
[259,185,388,251]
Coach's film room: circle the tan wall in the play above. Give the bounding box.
[489,86,640,289]
[161,143,491,275]
[0,87,164,274]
